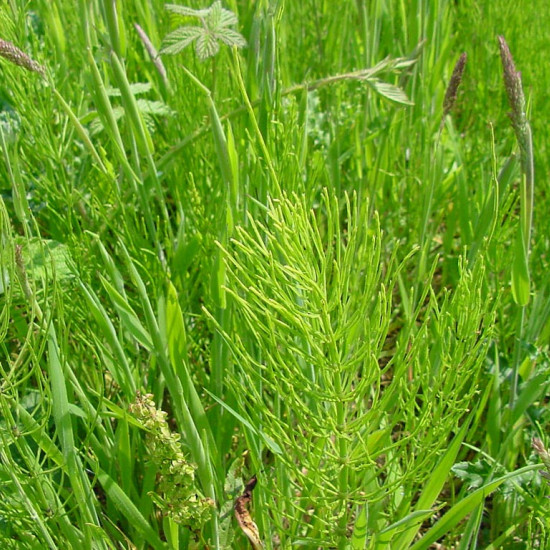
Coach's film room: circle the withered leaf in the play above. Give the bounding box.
[234,475,263,549]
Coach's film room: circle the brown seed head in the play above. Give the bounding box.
[533,437,550,465]
[498,36,526,134]
[0,38,45,76]
[442,52,467,119]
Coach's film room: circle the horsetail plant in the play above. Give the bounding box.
[2,2,550,548]
[209,189,495,548]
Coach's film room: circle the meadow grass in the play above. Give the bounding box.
[1,0,550,548]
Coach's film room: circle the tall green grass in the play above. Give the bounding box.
[1,0,550,548]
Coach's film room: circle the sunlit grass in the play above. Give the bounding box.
[1,0,550,548]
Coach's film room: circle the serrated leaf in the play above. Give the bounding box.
[195,31,220,60]
[451,461,486,490]
[368,79,413,105]
[12,238,75,283]
[165,3,210,18]
[160,26,203,56]
[224,456,245,496]
[128,82,152,95]
[218,7,239,27]
[136,99,174,117]
[218,28,247,48]
[89,106,124,136]
[106,82,152,97]
[161,1,246,60]
[206,1,222,27]
[89,115,105,136]
[393,58,420,70]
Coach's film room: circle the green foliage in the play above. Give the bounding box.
[130,392,214,529]
[161,1,246,60]
[212,190,495,546]
[1,0,550,548]
[85,82,174,137]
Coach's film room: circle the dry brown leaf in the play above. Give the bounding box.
[234,475,263,549]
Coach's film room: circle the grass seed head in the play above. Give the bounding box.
[442,52,467,120]
[498,35,526,137]
[0,39,45,76]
